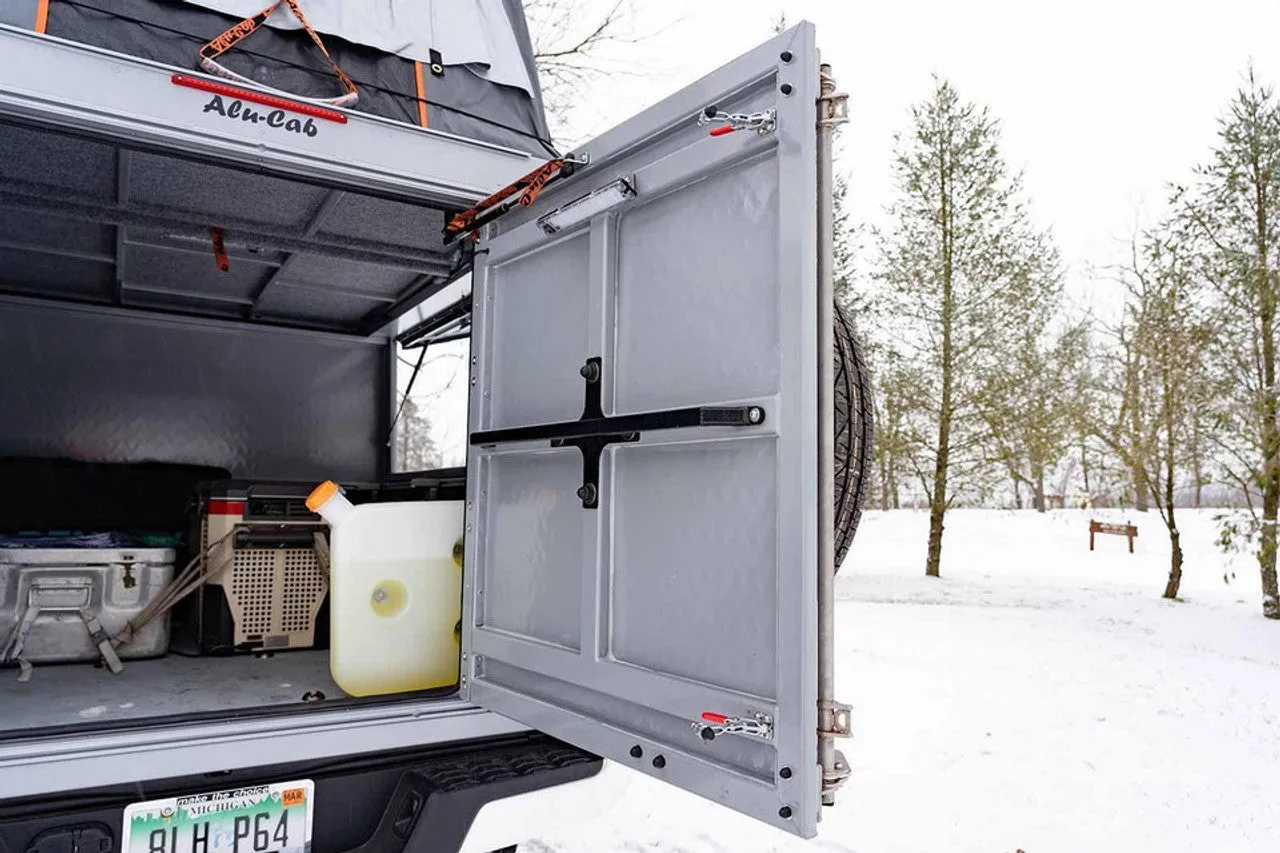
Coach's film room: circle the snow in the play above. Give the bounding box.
[526,508,1280,852]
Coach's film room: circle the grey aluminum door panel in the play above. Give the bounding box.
[464,24,819,837]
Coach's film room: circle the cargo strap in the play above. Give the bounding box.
[443,158,568,244]
[0,605,124,681]
[198,0,359,108]
[0,603,40,680]
[84,613,124,674]
[312,530,330,575]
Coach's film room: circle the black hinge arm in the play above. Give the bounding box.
[469,404,765,447]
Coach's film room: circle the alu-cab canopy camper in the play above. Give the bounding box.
[0,5,868,844]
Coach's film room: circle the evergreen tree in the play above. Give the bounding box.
[873,78,1054,576]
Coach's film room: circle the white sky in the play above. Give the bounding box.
[558,0,1280,306]
[407,0,1280,460]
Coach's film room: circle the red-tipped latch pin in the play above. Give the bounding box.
[697,106,777,137]
[693,711,774,742]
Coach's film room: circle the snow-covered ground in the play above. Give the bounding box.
[527,508,1279,853]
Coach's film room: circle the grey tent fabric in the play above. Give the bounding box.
[0,1,41,29]
[40,0,553,156]
[179,0,536,94]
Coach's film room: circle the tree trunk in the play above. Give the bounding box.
[1163,523,1183,599]
[926,402,951,576]
[1079,439,1092,500]
[1254,159,1280,619]
[1162,408,1182,599]
[1013,477,1022,509]
[925,136,954,579]
[1187,422,1198,507]
[925,490,946,578]
[1258,310,1280,616]
[878,450,891,511]
[1132,468,1149,511]
[1125,342,1149,512]
[1033,466,1047,514]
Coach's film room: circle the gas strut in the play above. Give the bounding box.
[442,156,586,245]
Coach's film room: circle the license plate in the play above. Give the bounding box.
[122,780,314,853]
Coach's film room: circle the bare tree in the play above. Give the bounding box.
[393,397,443,472]
[526,0,640,139]
[982,319,1087,513]
[864,346,922,511]
[1177,68,1280,618]
[1094,231,1214,599]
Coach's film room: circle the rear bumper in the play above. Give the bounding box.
[0,733,602,853]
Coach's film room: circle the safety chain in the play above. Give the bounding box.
[698,106,777,137]
[692,711,774,742]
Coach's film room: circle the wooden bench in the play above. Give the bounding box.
[1090,519,1137,553]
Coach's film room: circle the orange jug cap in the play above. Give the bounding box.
[306,480,340,512]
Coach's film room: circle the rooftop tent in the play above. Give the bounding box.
[3,0,553,155]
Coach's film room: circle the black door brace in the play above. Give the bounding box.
[470,357,765,509]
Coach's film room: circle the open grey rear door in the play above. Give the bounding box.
[462,23,822,837]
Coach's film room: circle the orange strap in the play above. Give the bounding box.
[200,0,357,102]
[413,61,428,127]
[34,0,49,33]
[210,228,230,272]
[445,159,565,238]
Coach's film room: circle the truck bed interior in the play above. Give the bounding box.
[0,113,476,737]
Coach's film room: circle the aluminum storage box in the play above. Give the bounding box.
[0,548,175,664]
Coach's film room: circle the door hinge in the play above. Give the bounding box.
[817,69,848,128]
[692,711,773,742]
[819,699,852,799]
[824,749,851,798]
[819,698,851,737]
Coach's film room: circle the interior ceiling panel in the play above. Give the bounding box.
[316,194,449,251]
[253,283,386,323]
[0,123,116,198]
[124,243,269,301]
[0,120,467,334]
[2,210,114,258]
[124,226,290,268]
[278,254,418,300]
[128,152,326,231]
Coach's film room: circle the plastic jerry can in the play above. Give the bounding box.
[307,481,463,697]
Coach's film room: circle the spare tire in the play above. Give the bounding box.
[833,301,873,572]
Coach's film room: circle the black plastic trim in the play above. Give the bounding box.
[0,734,601,853]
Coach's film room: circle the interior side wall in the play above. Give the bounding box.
[0,297,389,481]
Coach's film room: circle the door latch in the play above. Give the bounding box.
[692,711,773,742]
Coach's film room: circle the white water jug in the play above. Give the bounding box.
[307,481,463,697]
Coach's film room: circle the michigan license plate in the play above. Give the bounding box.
[122,780,314,853]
